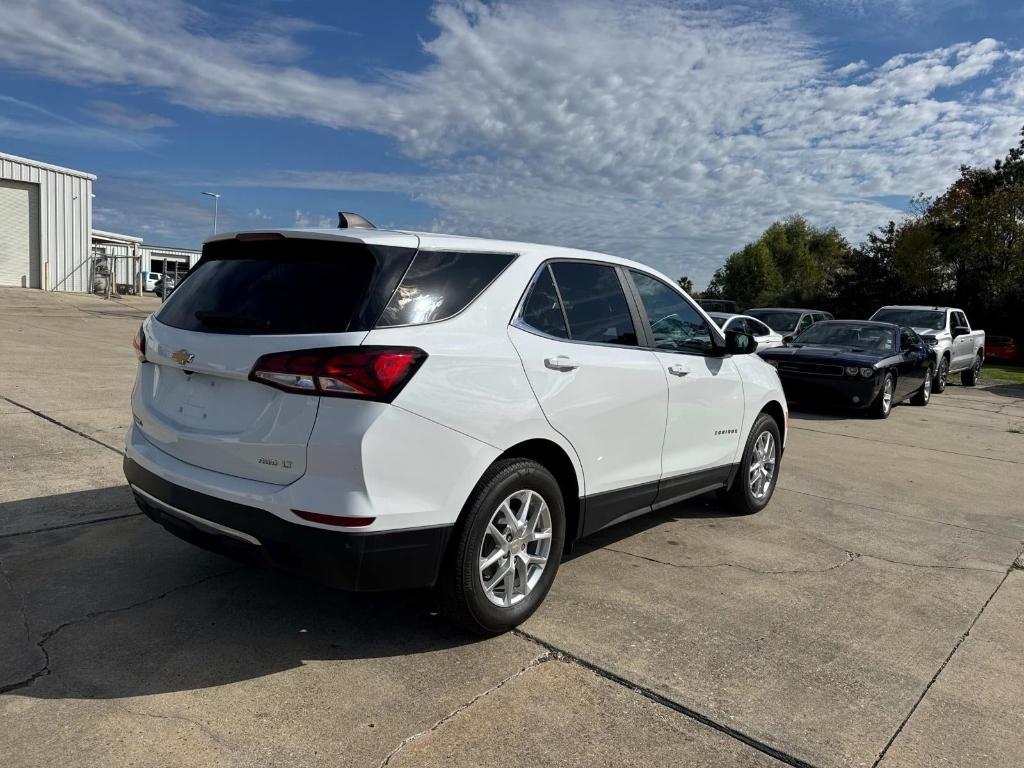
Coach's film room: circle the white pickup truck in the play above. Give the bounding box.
[870,306,984,392]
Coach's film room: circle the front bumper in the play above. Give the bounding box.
[777,373,881,409]
[125,457,453,591]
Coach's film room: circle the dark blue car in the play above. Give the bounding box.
[759,320,936,419]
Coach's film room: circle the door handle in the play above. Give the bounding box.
[544,355,579,372]
[668,363,689,377]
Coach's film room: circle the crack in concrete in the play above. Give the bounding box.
[859,553,1004,574]
[597,544,861,575]
[512,629,820,768]
[871,558,1018,767]
[0,395,124,454]
[0,511,142,540]
[109,700,242,756]
[377,652,551,767]
[0,568,236,695]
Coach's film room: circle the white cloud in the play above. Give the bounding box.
[89,101,174,130]
[1,1,1022,285]
[293,210,333,229]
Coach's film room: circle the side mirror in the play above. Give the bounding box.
[952,326,969,338]
[782,334,795,344]
[725,330,758,355]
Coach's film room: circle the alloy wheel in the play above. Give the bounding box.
[748,431,777,501]
[882,376,893,413]
[478,489,553,607]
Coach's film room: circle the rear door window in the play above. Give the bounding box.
[549,262,638,346]
[377,250,516,327]
[156,239,415,335]
[520,266,569,339]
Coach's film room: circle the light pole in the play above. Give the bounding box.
[201,192,220,234]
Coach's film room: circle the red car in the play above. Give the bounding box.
[986,335,1019,363]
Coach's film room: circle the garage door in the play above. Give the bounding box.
[0,179,41,288]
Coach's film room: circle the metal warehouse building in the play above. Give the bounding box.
[0,152,94,290]
[1,151,201,294]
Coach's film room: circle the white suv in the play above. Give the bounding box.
[124,223,787,634]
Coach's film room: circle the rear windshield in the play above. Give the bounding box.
[156,238,415,335]
[746,309,802,333]
[870,308,945,330]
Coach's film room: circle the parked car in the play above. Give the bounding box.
[746,308,834,340]
[983,335,1018,363]
[142,271,161,293]
[697,298,738,314]
[760,320,935,419]
[707,312,785,351]
[124,224,788,634]
[153,275,177,297]
[869,306,985,391]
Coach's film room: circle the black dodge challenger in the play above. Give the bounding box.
[759,320,936,419]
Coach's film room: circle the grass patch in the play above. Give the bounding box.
[984,364,1024,384]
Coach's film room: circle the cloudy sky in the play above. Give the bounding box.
[1,0,1022,287]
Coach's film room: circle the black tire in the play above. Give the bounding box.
[438,458,565,635]
[911,366,933,406]
[718,412,782,515]
[871,372,895,419]
[960,355,981,386]
[934,356,948,393]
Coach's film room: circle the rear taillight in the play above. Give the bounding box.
[249,346,426,402]
[133,325,146,362]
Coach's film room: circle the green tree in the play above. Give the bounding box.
[677,275,695,295]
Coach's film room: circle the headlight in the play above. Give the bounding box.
[860,367,875,378]
[845,366,859,376]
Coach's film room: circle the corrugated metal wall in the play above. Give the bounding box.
[141,245,201,272]
[0,153,94,292]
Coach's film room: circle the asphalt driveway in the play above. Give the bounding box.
[1,287,1022,767]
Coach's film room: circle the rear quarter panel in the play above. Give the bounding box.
[360,251,587,495]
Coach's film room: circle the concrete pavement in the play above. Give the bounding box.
[1,286,1022,767]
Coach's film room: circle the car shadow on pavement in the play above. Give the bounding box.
[976,381,1024,399]
[0,489,483,700]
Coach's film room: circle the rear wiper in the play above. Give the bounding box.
[194,310,270,331]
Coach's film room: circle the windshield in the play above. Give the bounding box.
[746,310,801,333]
[707,314,729,328]
[794,322,895,353]
[871,309,945,330]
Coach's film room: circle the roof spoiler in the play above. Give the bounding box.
[338,212,375,229]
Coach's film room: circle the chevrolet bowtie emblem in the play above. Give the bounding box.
[171,349,195,366]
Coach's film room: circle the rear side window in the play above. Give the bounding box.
[549,262,638,346]
[156,239,415,335]
[521,266,568,338]
[377,250,515,327]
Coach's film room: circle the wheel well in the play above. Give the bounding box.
[497,439,581,547]
[760,400,786,445]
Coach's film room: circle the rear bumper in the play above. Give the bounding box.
[125,457,453,591]
[778,374,881,409]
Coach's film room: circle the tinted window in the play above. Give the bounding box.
[953,312,968,330]
[747,318,771,336]
[157,239,414,335]
[378,250,515,326]
[549,262,637,346]
[796,322,896,352]
[795,314,814,333]
[746,309,802,333]
[630,270,713,354]
[900,327,919,350]
[521,266,568,338]
[871,309,945,330]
